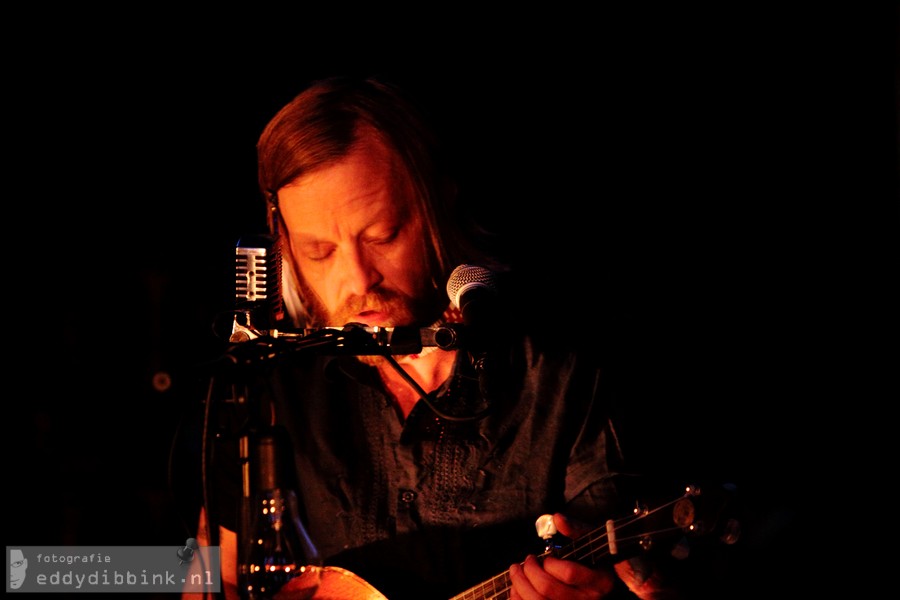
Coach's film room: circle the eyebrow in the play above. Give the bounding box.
[287,204,409,245]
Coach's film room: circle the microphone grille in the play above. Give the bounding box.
[446,264,497,308]
[235,234,282,305]
[234,233,285,330]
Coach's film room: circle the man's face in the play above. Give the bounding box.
[10,549,26,589]
[278,131,434,327]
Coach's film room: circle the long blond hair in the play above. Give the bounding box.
[257,75,498,326]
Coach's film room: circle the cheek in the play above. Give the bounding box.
[290,254,337,308]
[383,243,431,293]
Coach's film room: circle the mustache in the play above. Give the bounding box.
[341,290,400,315]
[330,288,411,325]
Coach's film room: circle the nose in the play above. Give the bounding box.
[340,243,382,297]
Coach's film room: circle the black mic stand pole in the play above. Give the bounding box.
[212,333,328,600]
[203,321,484,597]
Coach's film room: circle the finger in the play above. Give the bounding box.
[553,512,592,539]
[614,558,667,596]
[519,554,584,599]
[543,556,616,596]
[511,554,565,599]
[507,559,536,600]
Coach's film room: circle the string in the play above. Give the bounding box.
[449,490,699,600]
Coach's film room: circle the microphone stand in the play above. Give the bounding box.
[205,323,327,600]
[200,318,489,598]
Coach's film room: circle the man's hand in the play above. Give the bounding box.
[507,513,617,599]
[508,554,617,599]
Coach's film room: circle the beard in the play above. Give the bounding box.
[299,276,443,329]
[331,287,417,328]
[298,279,445,368]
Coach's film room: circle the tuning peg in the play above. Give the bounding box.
[535,514,557,540]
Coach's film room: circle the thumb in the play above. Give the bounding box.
[553,513,594,540]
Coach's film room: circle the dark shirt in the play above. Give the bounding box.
[207,331,638,599]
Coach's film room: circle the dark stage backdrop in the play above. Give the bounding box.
[6,12,894,598]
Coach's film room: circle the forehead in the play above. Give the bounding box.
[278,132,415,222]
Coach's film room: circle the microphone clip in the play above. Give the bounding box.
[229,310,268,343]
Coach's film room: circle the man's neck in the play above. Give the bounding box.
[375,348,457,419]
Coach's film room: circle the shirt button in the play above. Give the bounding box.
[399,490,417,504]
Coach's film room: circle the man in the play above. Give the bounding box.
[9,549,28,590]
[190,75,679,599]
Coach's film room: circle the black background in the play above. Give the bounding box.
[5,7,897,597]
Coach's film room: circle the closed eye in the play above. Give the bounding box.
[299,241,336,261]
[363,226,400,246]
